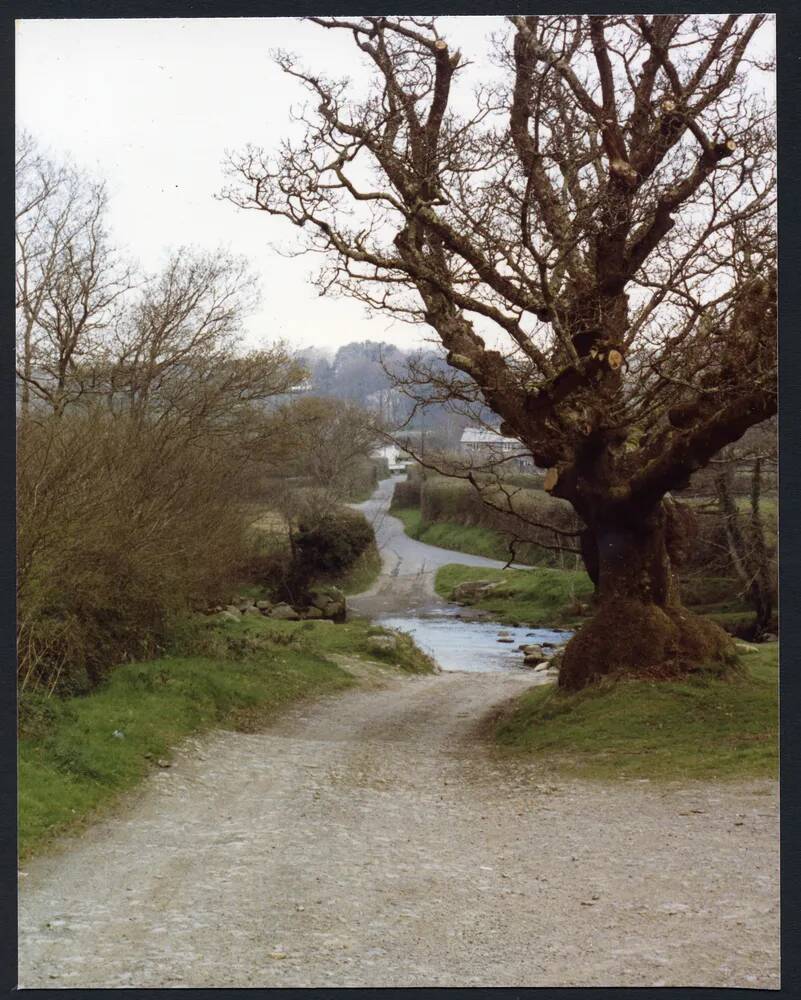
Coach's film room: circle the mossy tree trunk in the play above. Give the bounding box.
[559,501,735,691]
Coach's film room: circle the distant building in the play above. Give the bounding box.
[459,427,537,472]
[371,443,412,473]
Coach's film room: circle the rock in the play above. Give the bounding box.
[522,644,545,658]
[156,759,171,769]
[532,662,550,673]
[310,585,345,609]
[303,606,323,620]
[497,637,515,644]
[547,650,565,671]
[216,610,240,623]
[525,657,547,669]
[368,635,398,655]
[270,603,301,621]
[242,605,262,616]
[256,600,273,611]
[236,600,256,612]
[735,642,758,654]
[224,605,242,615]
[309,585,347,621]
[762,632,778,643]
[451,580,498,603]
[112,730,125,739]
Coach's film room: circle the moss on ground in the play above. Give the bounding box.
[493,644,778,781]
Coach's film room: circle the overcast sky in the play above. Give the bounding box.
[16,16,775,356]
[16,16,509,354]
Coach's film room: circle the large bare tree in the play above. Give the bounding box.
[226,15,776,689]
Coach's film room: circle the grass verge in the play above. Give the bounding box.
[392,507,545,565]
[435,563,594,627]
[492,645,778,781]
[336,542,382,596]
[18,613,434,858]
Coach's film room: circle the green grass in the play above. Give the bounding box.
[393,506,424,538]
[435,563,594,627]
[18,614,434,858]
[336,542,382,596]
[493,645,778,781]
[392,506,565,566]
[392,507,536,564]
[206,613,437,676]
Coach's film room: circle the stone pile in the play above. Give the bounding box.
[207,585,347,624]
[517,640,563,674]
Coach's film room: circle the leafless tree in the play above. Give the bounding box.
[263,395,384,526]
[226,14,776,688]
[15,139,306,693]
[16,133,132,416]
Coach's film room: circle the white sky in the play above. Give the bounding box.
[16,16,775,355]
[15,16,505,353]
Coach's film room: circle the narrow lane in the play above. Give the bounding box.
[349,474,527,617]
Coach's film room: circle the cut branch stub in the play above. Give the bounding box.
[607,349,624,370]
[543,467,559,493]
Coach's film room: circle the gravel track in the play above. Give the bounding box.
[18,477,779,987]
[19,665,778,988]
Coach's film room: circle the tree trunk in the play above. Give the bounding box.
[559,502,735,691]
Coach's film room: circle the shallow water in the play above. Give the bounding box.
[375,608,571,674]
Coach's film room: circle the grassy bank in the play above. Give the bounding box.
[337,542,382,595]
[393,507,545,565]
[19,614,434,858]
[493,645,778,781]
[435,563,594,627]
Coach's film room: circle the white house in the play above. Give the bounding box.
[459,427,537,471]
[371,443,412,473]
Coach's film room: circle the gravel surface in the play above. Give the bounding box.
[18,476,779,988]
[19,666,779,988]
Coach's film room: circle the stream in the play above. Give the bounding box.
[350,475,572,675]
[376,609,570,673]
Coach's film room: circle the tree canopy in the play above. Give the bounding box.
[227,15,776,689]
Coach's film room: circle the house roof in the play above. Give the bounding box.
[460,427,521,446]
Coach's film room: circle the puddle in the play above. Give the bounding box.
[375,609,571,673]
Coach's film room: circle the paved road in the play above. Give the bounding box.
[350,475,525,617]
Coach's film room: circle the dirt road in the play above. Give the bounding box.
[18,477,779,987]
[19,664,778,988]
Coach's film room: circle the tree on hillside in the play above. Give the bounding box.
[226,15,776,689]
